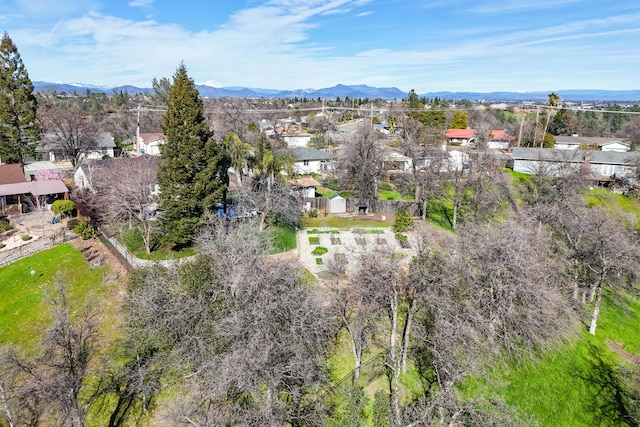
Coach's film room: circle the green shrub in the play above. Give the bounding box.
[67,218,79,231]
[326,181,341,191]
[21,234,32,241]
[309,236,319,244]
[0,220,12,232]
[395,233,407,241]
[392,208,413,233]
[315,257,323,265]
[311,246,328,256]
[52,200,75,217]
[308,209,319,218]
[378,181,393,192]
[73,220,94,240]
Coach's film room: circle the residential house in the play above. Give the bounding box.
[137,132,166,155]
[0,163,27,185]
[553,135,630,152]
[0,178,68,214]
[511,147,640,182]
[486,130,516,150]
[417,149,470,172]
[445,129,475,146]
[381,149,413,172]
[73,159,113,191]
[40,132,117,162]
[289,147,336,174]
[289,177,321,198]
[273,122,312,147]
[445,128,514,149]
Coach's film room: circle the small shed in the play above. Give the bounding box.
[327,193,346,214]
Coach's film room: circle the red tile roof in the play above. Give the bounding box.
[445,129,474,139]
[445,129,514,141]
[0,164,26,185]
[490,130,515,141]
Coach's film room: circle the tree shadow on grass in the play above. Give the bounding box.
[573,343,640,427]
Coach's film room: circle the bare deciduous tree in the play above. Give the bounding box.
[124,222,336,425]
[39,106,100,170]
[89,156,160,253]
[1,279,99,427]
[338,120,384,201]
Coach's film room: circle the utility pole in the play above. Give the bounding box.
[136,105,141,154]
[517,111,525,147]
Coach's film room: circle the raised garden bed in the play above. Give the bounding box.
[311,246,328,256]
[315,257,323,265]
[355,237,367,246]
[308,236,320,245]
[395,233,411,248]
[307,229,339,234]
[353,228,385,234]
[376,238,387,245]
[331,236,341,245]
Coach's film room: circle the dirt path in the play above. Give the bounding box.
[606,339,639,364]
[68,237,129,279]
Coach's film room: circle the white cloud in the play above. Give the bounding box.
[128,0,154,7]
[6,0,640,92]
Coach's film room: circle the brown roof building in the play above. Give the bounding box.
[0,164,26,185]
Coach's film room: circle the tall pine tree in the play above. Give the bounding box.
[0,32,39,164]
[157,63,225,248]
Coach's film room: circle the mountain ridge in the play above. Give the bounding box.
[31,81,640,102]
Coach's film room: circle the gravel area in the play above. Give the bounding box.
[297,227,417,278]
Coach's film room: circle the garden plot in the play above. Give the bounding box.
[298,227,417,277]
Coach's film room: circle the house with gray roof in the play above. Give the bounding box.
[40,132,118,163]
[511,147,640,182]
[289,147,336,174]
[553,135,630,152]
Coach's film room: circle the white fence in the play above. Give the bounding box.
[102,234,192,269]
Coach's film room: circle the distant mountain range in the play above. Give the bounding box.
[32,81,640,103]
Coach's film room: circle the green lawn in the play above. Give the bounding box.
[492,293,640,426]
[270,222,297,252]
[301,215,394,229]
[119,227,196,260]
[0,243,111,351]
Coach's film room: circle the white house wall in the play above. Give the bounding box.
[294,159,324,174]
[601,143,630,152]
[284,135,311,147]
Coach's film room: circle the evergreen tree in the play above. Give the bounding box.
[451,110,469,129]
[157,63,225,249]
[0,32,39,164]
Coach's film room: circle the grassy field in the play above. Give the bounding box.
[0,243,115,351]
[493,292,640,426]
[120,227,197,260]
[270,222,297,252]
[301,214,395,229]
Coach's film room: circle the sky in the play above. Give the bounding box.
[1,0,639,93]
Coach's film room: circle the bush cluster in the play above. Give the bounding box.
[0,220,12,232]
[311,246,328,256]
[73,220,94,240]
[392,209,413,233]
[52,200,75,217]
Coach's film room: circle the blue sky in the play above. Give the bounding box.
[1,0,639,93]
